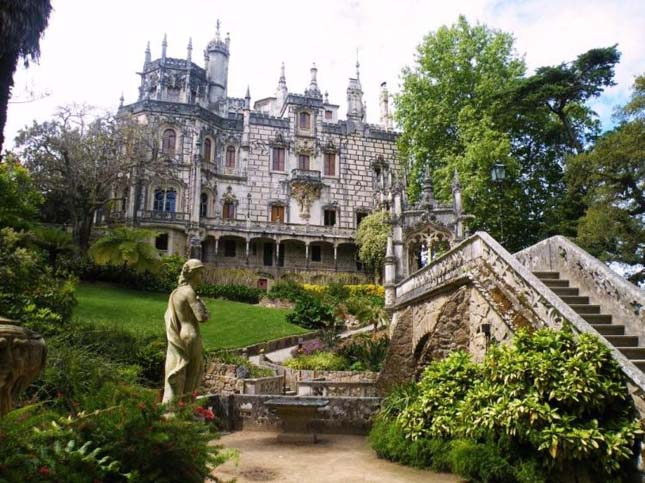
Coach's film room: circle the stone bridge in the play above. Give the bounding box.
[377,232,645,419]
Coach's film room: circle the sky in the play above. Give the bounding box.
[5,0,645,149]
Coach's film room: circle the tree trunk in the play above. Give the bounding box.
[77,212,95,254]
[0,50,19,156]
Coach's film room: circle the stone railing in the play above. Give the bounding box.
[516,235,645,340]
[392,231,645,395]
[136,210,190,223]
[199,218,355,240]
[201,362,283,395]
[297,380,377,397]
[290,168,322,182]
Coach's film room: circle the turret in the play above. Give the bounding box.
[274,62,288,115]
[186,37,193,62]
[144,41,151,67]
[161,34,167,62]
[204,20,230,103]
[305,63,322,98]
[346,60,364,122]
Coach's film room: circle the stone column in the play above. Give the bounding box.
[214,237,219,266]
[305,242,310,269]
[245,239,250,265]
[333,244,338,271]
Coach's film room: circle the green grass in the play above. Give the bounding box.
[74,283,310,350]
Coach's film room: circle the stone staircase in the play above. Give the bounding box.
[533,271,645,372]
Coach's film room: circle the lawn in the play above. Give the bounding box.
[74,283,309,350]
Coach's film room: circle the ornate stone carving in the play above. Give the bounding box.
[0,318,47,415]
[290,181,322,220]
[294,137,315,156]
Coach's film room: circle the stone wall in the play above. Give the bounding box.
[260,360,377,392]
[201,362,283,395]
[207,394,382,435]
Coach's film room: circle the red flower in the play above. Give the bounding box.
[194,406,215,421]
[191,391,198,399]
[56,391,64,398]
[38,466,50,476]
[178,401,185,408]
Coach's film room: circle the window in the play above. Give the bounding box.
[272,147,285,171]
[225,146,236,168]
[222,201,235,219]
[120,188,128,212]
[324,152,335,176]
[356,212,368,227]
[311,245,321,262]
[298,154,310,170]
[271,205,285,223]
[161,129,176,157]
[200,193,208,218]
[298,111,311,129]
[153,188,176,212]
[155,233,169,251]
[224,240,236,257]
[324,209,336,226]
[325,110,333,120]
[277,243,285,267]
[203,138,212,162]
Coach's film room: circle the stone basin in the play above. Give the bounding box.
[265,397,329,443]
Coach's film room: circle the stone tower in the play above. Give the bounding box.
[205,20,230,104]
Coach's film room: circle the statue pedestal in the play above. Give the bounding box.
[0,318,47,415]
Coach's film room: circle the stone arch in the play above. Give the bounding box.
[412,286,470,378]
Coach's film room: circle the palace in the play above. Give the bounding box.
[110,22,462,278]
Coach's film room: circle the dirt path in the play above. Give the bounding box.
[210,431,461,483]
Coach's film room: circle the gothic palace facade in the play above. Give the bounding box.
[112,23,400,276]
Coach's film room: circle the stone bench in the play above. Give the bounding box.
[264,397,329,443]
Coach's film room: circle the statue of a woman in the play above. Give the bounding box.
[162,259,209,404]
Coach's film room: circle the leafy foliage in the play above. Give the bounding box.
[268,280,308,302]
[283,351,349,371]
[286,294,335,330]
[198,284,264,304]
[337,333,390,371]
[0,154,43,228]
[371,329,641,481]
[355,210,390,278]
[89,227,161,274]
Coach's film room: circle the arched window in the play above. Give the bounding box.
[200,193,208,218]
[298,111,311,129]
[203,138,212,162]
[153,188,177,212]
[161,129,176,157]
[120,188,129,212]
[225,146,236,168]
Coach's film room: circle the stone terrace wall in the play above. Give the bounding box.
[260,359,377,392]
[202,362,284,395]
[207,394,381,435]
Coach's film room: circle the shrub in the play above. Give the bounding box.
[337,334,389,372]
[198,283,263,304]
[286,294,335,329]
[283,351,349,371]
[268,280,307,302]
[370,329,642,482]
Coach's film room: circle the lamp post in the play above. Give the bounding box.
[490,162,506,245]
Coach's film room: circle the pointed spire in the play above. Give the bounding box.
[186,37,192,62]
[355,49,360,80]
[144,41,151,65]
[452,169,462,192]
[324,91,329,103]
[161,34,167,60]
[119,92,124,108]
[245,85,251,99]
[215,19,221,41]
[305,62,321,98]
[279,61,286,83]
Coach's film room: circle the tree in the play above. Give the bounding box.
[396,17,619,251]
[0,0,52,154]
[15,105,166,252]
[89,227,161,276]
[356,210,390,281]
[566,74,645,284]
[0,153,43,229]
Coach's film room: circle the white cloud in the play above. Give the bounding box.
[5,0,644,149]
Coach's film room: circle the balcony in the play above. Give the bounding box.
[290,169,321,182]
[137,210,190,223]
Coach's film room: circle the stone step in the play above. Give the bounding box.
[560,295,590,305]
[541,279,570,288]
[532,271,560,279]
[617,347,645,359]
[581,314,613,324]
[592,324,625,336]
[551,287,579,296]
[604,335,639,347]
[631,360,645,371]
[569,304,601,314]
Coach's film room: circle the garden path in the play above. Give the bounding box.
[210,430,461,482]
[249,325,377,364]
